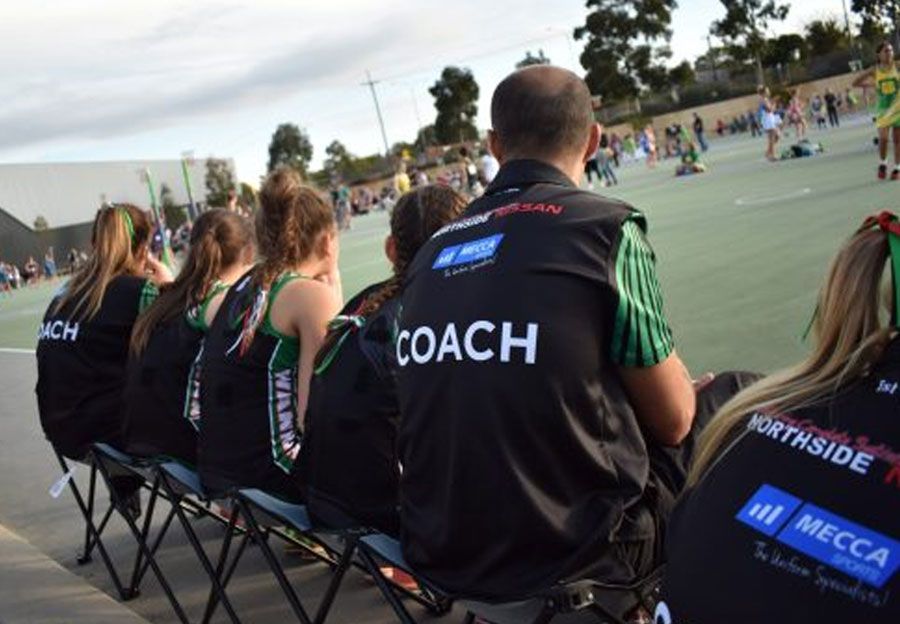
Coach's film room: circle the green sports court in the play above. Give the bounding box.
[1,117,889,377]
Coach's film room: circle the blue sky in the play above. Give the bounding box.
[0,0,843,184]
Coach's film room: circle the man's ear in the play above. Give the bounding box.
[583,122,602,164]
[384,235,398,266]
[488,130,504,163]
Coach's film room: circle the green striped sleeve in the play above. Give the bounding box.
[610,218,674,367]
[138,281,159,313]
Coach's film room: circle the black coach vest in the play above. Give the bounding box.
[396,159,650,599]
[36,275,152,459]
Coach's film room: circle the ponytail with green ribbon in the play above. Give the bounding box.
[803,210,900,340]
[859,210,900,327]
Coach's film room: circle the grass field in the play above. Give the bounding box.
[1,115,892,376]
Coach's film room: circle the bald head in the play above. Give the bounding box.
[490,65,595,161]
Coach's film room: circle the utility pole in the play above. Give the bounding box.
[362,70,391,155]
[707,34,719,82]
[842,0,860,66]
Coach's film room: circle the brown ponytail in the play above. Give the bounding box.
[53,203,152,320]
[236,167,335,354]
[130,209,253,354]
[314,184,467,369]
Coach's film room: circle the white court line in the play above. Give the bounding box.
[735,187,812,206]
[0,347,35,355]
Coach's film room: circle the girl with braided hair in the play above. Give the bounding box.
[198,168,341,501]
[297,184,467,535]
[122,209,254,465]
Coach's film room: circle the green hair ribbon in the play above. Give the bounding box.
[117,207,136,244]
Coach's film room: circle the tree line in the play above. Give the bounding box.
[212,0,900,195]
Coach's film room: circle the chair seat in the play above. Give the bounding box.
[91,443,155,480]
[158,461,205,497]
[238,488,312,531]
[360,533,412,573]
[459,598,546,624]
[93,442,140,466]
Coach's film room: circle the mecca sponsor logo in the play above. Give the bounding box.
[396,321,538,366]
[433,234,504,270]
[737,483,900,588]
[746,413,876,476]
[431,202,564,238]
[876,378,898,395]
[37,320,80,342]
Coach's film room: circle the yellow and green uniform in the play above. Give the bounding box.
[875,64,900,128]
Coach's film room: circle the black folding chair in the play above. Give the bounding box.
[359,533,662,624]
[90,443,189,623]
[154,460,244,624]
[205,487,357,624]
[356,533,454,624]
[458,571,663,624]
[52,447,130,599]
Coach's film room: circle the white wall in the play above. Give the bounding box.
[0,158,234,229]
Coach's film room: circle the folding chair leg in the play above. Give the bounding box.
[131,503,177,591]
[93,455,189,624]
[358,546,418,624]
[78,463,98,564]
[236,497,312,624]
[312,534,359,624]
[202,504,251,624]
[128,474,163,593]
[159,476,241,624]
[54,452,128,599]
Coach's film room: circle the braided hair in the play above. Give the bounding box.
[314,184,467,369]
[237,167,335,355]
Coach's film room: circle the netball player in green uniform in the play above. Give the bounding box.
[855,41,900,179]
[198,168,341,502]
[123,209,254,465]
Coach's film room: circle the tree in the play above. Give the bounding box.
[763,33,808,66]
[668,60,696,87]
[574,0,677,101]
[239,182,259,213]
[805,18,849,56]
[267,123,313,175]
[33,215,48,231]
[428,67,480,145]
[852,1,900,47]
[414,124,438,151]
[159,183,186,229]
[205,158,235,208]
[711,0,790,84]
[323,140,354,177]
[516,49,551,68]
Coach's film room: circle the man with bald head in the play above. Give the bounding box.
[396,66,697,601]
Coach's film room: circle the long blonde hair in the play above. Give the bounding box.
[53,204,152,320]
[688,215,899,486]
